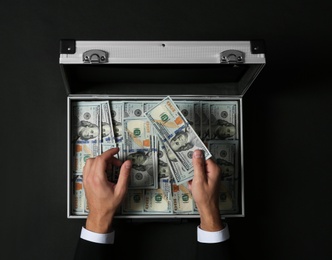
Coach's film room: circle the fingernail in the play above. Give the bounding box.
[193,150,203,158]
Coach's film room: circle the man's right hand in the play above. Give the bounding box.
[188,149,224,232]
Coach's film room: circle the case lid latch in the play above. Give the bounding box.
[220,50,245,64]
[83,50,109,64]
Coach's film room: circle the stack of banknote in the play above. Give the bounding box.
[71,96,239,215]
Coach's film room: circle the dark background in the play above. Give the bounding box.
[1,0,331,259]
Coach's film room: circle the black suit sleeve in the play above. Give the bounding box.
[74,238,115,260]
[74,235,232,260]
[196,239,232,260]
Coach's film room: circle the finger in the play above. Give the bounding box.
[192,150,206,182]
[115,160,132,196]
[83,157,94,177]
[106,157,123,172]
[94,147,120,173]
[205,159,221,182]
[99,147,120,161]
[109,156,123,167]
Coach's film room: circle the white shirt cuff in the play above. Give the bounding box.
[80,227,115,244]
[197,223,230,243]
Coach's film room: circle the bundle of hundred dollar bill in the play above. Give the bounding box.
[144,96,212,184]
[71,96,239,215]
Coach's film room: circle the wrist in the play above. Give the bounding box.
[86,212,114,234]
[198,206,223,232]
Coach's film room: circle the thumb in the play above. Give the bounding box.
[115,160,132,195]
[192,150,206,182]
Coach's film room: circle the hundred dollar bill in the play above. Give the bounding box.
[124,101,144,118]
[219,181,235,212]
[155,122,191,184]
[101,143,123,182]
[157,138,173,180]
[144,178,173,213]
[156,133,193,184]
[84,191,89,214]
[144,96,212,184]
[208,140,238,180]
[110,101,124,144]
[100,101,117,148]
[201,102,210,141]
[143,101,158,113]
[174,101,195,128]
[73,175,84,213]
[209,101,238,140]
[72,101,101,173]
[172,182,194,214]
[101,101,117,179]
[102,101,123,182]
[123,117,153,151]
[208,140,238,212]
[123,117,157,189]
[194,102,202,138]
[163,141,193,184]
[122,189,144,214]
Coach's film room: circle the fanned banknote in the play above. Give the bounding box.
[163,140,193,184]
[157,138,173,181]
[100,101,117,150]
[123,117,158,189]
[144,96,212,184]
[110,101,124,144]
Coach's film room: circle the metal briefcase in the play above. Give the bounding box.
[59,40,266,219]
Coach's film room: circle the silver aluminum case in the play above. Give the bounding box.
[60,40,266,219]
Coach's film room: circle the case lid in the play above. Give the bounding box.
[59,40,266,97]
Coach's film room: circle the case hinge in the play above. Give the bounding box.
[83,50,109,64]
[220,50,244,64]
